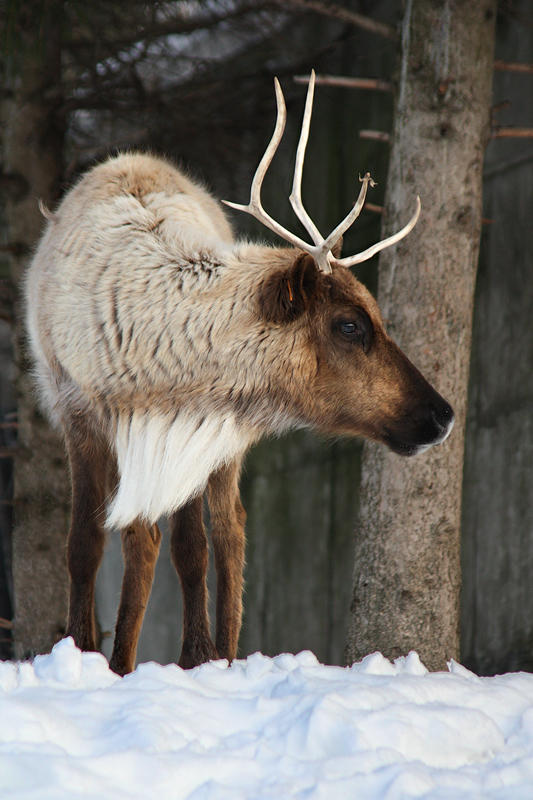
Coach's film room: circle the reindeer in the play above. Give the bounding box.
[25,72,454,676]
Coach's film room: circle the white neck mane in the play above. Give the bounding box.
[106,408,253,529]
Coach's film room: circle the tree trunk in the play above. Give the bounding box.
[345,0,496,671]
[1,2,70,659]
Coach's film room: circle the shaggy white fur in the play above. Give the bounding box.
[106,409,252,529]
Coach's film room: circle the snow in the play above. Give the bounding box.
[2,639,533,798]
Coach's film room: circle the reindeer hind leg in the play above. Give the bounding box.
[64,417,109,653]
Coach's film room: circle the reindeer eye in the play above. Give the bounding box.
[333,309,373,353]
[339,322,358,337]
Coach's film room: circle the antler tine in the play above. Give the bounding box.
[223,79,313,253]
[223,72,420,276]
[289,69,323,246]
[330,195,422,269]
[322,172,376,252]
[249,78,286,211]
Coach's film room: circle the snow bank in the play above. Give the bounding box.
[2,638,533,798]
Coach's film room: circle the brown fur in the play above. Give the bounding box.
[109,521,162,675]
[208,460,246,661]
[169,497,217,669]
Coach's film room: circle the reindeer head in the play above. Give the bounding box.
[225,72,454,455]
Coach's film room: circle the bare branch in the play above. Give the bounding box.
[492,100,512,115]
[364,202,385,215]
[492,127,533,138]
[276,0,398,40]
[359,130,391,143]
[294,74,393,92]
[494,60,533,73]
[66,2,275,54]
[0,241,30,257]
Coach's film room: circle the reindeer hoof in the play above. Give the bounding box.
[178,639,219,669]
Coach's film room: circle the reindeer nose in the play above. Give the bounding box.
[431,401,455,441]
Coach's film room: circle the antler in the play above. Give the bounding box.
[223,70,420,274]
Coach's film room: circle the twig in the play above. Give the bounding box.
[0,421,18,430]
[494,60,533,74]
[294,74,393,92]
[0,617,13,630]
[0,241,29,257]
[492,127,533,139]
[364,202,385,215]
[278,0,397,40]
[359,130,391,143]
[491,100,512,118]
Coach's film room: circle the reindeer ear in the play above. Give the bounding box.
[330,235,343,258]
[258,253,318,324]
